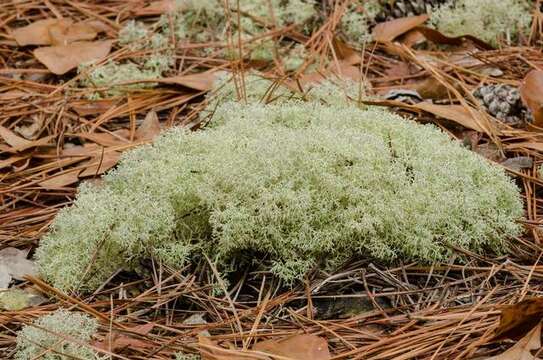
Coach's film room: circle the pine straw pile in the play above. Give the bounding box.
[2,0,543,359]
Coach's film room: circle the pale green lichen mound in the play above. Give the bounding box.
[37,101,522,292]
[203,72,369,120]
[162,0,316,44]
[339,0,382,44]
[430,0,532,45]
[159,0,316,61]
[79,21,173,98]
[15,309,99,360]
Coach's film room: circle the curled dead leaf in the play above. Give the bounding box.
[411,77,460,100]
[332,39,362,65]
[372,15,429,42]
[412,26,494,50]
[0,126,54,152]
[494,298,543,341]
[412,102,488,133]
[0,156,28,170]
[33,40,112,75]
[520,70,543,127]
[0,125,33,149]
[487,322,542,360]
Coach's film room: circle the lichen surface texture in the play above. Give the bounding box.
[15,309,99,360]
[36,79,523,293]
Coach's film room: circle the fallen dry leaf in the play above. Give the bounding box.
[198,336,249,360]
[373,15,429,42]
[12,19,59,46]
[383,62,412,79]
[0,247,37,284]
[494,298,543,341]
[12,19,98,46]
[160,72,219,91]
[74,130,130,147]
[254,334,331,360]
[33,40,112,75]
[136,111,161,141]
[0,125,33,148]
[48,20,98,46]
[0,156,28,170]
[501,157,533,172]
[79,151,120,177]
[95,323,155,352]
[39,170,81,189]
[520,70,543,127]
[15,116,42,140]
[61,143,102,157]
[401,29,427,47]
[332,39,362,65]
[487,322,542,360]
[0,265,11,289]
[412,26,494,50]
[0,126,53,152]
[411,77,459,100]
[412,102,486,133]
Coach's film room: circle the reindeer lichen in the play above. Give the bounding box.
[36,95,522,292]
[79,21,174,98]
[15,309,99,360]
[430,0,532,45]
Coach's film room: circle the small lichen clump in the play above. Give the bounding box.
[15,309,99,360]
[339,1,382,44]
[79,20,173,98]
[175,353,200,360]
[160,0,316,64]
[37,90,522,292]
[163,0,317,43]
[0,289,29,311]
[430,0,532,45]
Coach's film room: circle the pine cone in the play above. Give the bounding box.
[375,0,450,22]
[473,84,532,126]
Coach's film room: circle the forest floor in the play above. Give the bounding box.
[2,1,543,359]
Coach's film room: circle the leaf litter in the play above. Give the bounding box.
[2,1,543,359]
